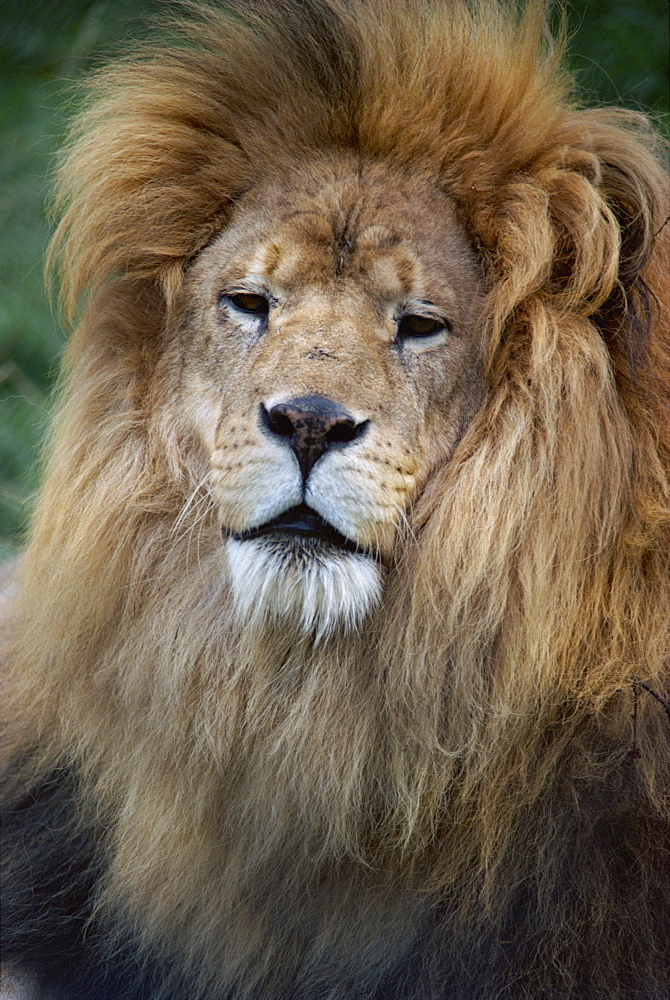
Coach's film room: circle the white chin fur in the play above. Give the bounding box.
[225,537,382,641]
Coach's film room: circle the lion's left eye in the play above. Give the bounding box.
[398,315,443,338]
[396,314,449,345]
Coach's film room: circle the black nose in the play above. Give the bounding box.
[261,395,369,481]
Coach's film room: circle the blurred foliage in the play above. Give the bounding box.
[0,0,668,559]
[0,0,162,560]
[566,0,669,117]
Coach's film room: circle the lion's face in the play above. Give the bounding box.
[180,157,487,636]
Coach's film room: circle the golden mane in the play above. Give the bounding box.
[2,2,669,998]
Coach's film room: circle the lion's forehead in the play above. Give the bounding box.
[205,158,482,306]
[256,222,420,301]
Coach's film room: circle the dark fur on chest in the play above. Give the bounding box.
[0,766,164,1000]
[2,763,669,999]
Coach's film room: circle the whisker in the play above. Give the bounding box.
[171,474,213,539]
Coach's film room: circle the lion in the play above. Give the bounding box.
[1,1,669,998]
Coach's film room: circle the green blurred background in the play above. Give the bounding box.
[1,0,668,561]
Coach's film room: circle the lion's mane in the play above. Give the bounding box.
[2,2,669,998]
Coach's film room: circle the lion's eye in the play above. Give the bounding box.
[225,292,270,316]
[397,314,446,340]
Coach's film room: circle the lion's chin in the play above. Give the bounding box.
[225,536,382,641]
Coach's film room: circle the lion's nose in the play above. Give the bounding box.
[261,395,369,481]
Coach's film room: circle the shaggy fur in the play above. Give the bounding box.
[2,2,669,998]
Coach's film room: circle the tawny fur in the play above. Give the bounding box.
[1,2,669,998]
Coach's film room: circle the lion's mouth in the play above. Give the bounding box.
[229,503,366,556]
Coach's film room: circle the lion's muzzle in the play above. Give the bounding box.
[260,395,370,482]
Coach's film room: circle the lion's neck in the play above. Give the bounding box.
[7,513,665,995]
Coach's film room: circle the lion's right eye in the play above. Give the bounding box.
[224,292,270,316]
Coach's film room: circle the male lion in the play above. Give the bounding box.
[1,1,668,998]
